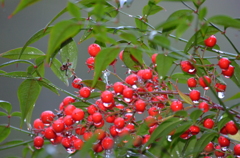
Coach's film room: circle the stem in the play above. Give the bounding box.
[0,124,32,134]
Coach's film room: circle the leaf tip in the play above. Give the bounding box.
[8,14,13,19]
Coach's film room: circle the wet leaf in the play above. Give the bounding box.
[135,17,148,31]
[119,32,138,44]
[37,78,60,95]
[0,100,12,114]
[0,125,11,143]
[0,112,7,116]
[72,101,91,110]
[198,7,207,20]
[136,123,149,135]
[122,48,141,71]
[0,140,23,147]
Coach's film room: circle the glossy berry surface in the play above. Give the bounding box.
[222,65,234,78]
[203,118,214,129]
[204,35,217,47]
[88,43,101,57]
[170,100,183,112]
[135,99,146,113]
[198,102,209,112]
[218,57,231,70]
[225,121,238,135]
[79,87,91,98]
[125,74,138,86]
[187,77,197,87]
[72,78,82,89]
[199,76,211,90]
[218,136,230,147]
[34,136,44,149]
[72,108,85,121]
[114,117,125,129]
[215,83,226,92]
[101,90,114,103]
[101,137,114,150]
[234,144,240,155]
[180,61,196,74]
[151,53,158,64]
[85,57,95,70]
[204,142,214,152]
[40,110,55,124]
[189,90,200,101]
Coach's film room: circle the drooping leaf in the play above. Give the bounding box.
[0,47,45,60]
[198,7,207,20]
[0,125,11,143]
[170,73,194,83]
[82,80,106,91]
[0,100,12,114]
[0,60,34,69]
[59,38,78,78]
[156,54,174,80]
[9,0,41,17]
[50,58,69,86]
[46,19,82,63]
[67,1,81,19]
[92,47,120,88]
[17,79,41,127]
[37,78,60,95]
[190,109,203,122]
[208,15,240,29]
[11,111,22,118]
[177,88,194,105]
[122,48,141,71]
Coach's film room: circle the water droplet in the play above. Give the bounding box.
[124,98,131,102]
[218,92,225,99]
[116,128,123,133]
[94,122,102,126]
[75,121,79,124]
[103,102,111,107]
[128,15,133,17]
[149,30,157,40]
[221,146,227,151]
[167,135,172,142]
[126,155,130,157]
[127,69,132,74]
[193,101,199,104]
[66,147,76,154]
[204,87,209,90]
[188,87,192,91]
[145,146,151,150]
[137,111,143,114]
[224,75,230,78]
[188,69,195,73]
[44,123,50,126]
[35,147,42,149]
[132,85,137,89]
[118,98,122,101]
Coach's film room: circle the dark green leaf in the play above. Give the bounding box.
[175,22,190,38]
[156,54,174,80]
[37,78,60,95]
[11,111,22,118]
[122,48,141,71]
[0,100,12,114]
[136,123,149,135]
[129,47,144,65]
[0,125,11,143]
[190,109,203,122]
[0,60,34,69]
[67,2,81,19]
[152,35,171,48]
[46,19,82,63]
[92,47,120,88]
[0,140,23,147]
[0,47,45,60]
[78,135,97,157]
[32,148,44,158]
[174,110,188,118]
[224,92,240,102]
[82,80,106,91]
[72,101,91,110]
[0,112,7,116]
[170,73,193,83]
[78,26,93,44]
[50,58,69,86]
[87,92,101,100]
[217,114,231,131]
[17,79,41,127]
[143,2,163,17]
[59,39,78,78]
[10,0,41,17]
[183,135,197,157]
[198,7,207,20]
[208,15,240,29]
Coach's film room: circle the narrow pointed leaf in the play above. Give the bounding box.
[143,2,163,17]
[224,92,240,102]
[230,60,240,88]
[122,48,141,71]
[67,2,81,19]
[190,109,203,122]
[0,100,12,114]
[18,79,41,127]
[208,15,240,29]
[0,125,11,143]
[156,54,174,80]
[11,111,22,118]
[10,0,41,17]
[0,140,23,147]
[0,112,7,116]
[44,7,67,30]
[37,79,59,95]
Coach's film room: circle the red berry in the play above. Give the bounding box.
[101,137,114,150]
[119,50,123,60]
[170,100,183,112]
[180,61,196,75]
[203,118,214,129]
[133,135,143,147]
[75,125,86,135]
[52,119,65,133]
[33,118,44,130]
[149,124,158,134]
[142,135,151,144]
[142,69,153,80]
[135,99,146,113]
[92,112,103,124]
[40,110,55,125]
[64,104,76,115]
[189,125,200,135]
[151,53,158,64]
[199,76,211,90]
[88,43,101,57]
[144,116,157,127]
[215,145,225,157]
[63,115,75,126]
[126,123,135,132]
[34,136,44,149]
[222,65,234,78]
[204,142,214,152]
[225,121,238,135]
[148,106,159,116]
[83,131,93,141]
[125,74,138,86]
[51,134,63,145]
[187,77,197,88]
[122,87,134,99]
[198,101,209,112]
[234,144,240,155]
[218,136,230,147]
[109,125,118,137]
[44,127,56,140]
[85,57,95,70]
[94,129,106,140]
[62,96,75,106]
[114,117,125,129]
[105,113,116,123]
[61,137,71,148]
[101,90,114,103]
[72,108,85,121]
[218,57,231,70]
[180,129,191,139]
[93,143,103,153]
[113,82,124,94]
[79,87,91,98]
[87,104,97,115]
[215,83,226,92]
[220,125,229,135]
[204,35,217,47]
[73,138,84,150]
[72,78,83,89]
[189,90,200,101]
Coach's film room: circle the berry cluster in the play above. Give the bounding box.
[31,41,239,157]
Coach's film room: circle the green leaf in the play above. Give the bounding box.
[135,17,148,31]
[136,123,149,135]
[174,110,188,118]
[87,92,101,100]
[0,60,34,69]
[198,7,207,20]
[78,135,97,157]
[0,112,7,116]
[129,47,144,65]
[59,39,78,78]
[119,32,138,44]
[175,22,190,38]
[82,80,106,91]
[208,15,240,29]
[156,54,174,80]
[230,60,240,88]
[161,0,194,1]
[50,58,69,86]
[224,92,240,102]
[217,115,231,132]
[0,125,11,143]
[143,2,164,17]
[152,35,171,48]
[184,135,197,157]
[9,0,41,17]
[44,8,68,30]
[11,111,22,118]
[0,70,6,74]
[0,100,12,114]
[190,109,203,122]
[0,140,23,147]
[122,48,141,71]
[18,79,41,127]
[0,47,45,60]
[37,78,60,95]
[176,86,194,105]
[92,47,120,88]
[72,101,91,110]
[46,19,82,63]
[67,2,81,19]
[170,73,193,83]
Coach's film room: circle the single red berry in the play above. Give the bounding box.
[204,142,214,152]
[72,108,85,121]
[88,43,101,57]
[170,100,183,112]
[61,137,72,148]
[113,82,124,94]
[218,57,231,70]
[119,50,123,60]
[151,96,166,109]
[187,77,197,88]
[64,104,76,115]
[87,105,97,115]
[72,78,83,89]
[126,123,135,132]
[101,90,114,103]
[199,76,211,90]
[83,131,93,141]
[198,101,209,112]
[94,129,106,140]
[189,125,200,135]
[148,106,159,116]
[189,90,201,101]
[62,96,75,106]
[40,110,55,125]
[85,57,95,70]
[222,65,234,78]
[204,35,217,47]
[109,125,118,137]
[135,99,146,114]
[79,87,91,98]
[101,137,114,150]
[123,87,134,99]
[142,135,151,144]
[51,134,63,145]
[110,59,117,66]
[93,143,104,153]
[215,145,225,157]
[215,83,226,92]
[44,127,56,140]
[149,124,158,134]
[203,118,214,129]
[234,144,240,155]
[125,74,138,86]
[114,117,125,129]
[180,61,196,75]
[105,113,116,123]
[63,115,75,126]
[73,138,84,150]
[34,136,44,149]
[142,69,153,80]
[52,119,65,133]
[92,112,103,124]
[220,125,229,135]
[151,53,158,64]
[225,121,238,135]
[33,118,44,130]
[133,135,143,147]
[180,129,191,139]
[218,136,230,147]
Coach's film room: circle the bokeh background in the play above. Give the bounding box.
[0,0,240,157]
